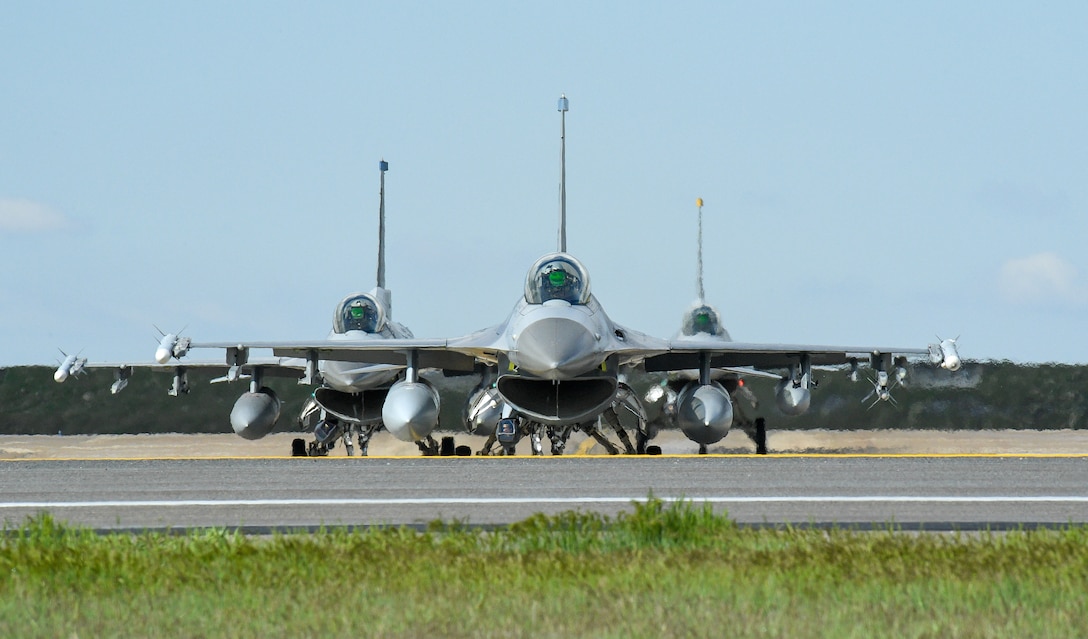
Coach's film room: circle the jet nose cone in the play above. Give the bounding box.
[513,316,600,378]
[154,347,172,365]
[53,368,69,383]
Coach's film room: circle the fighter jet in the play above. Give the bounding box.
[639,192,963,453]
[635,198,954,455]
[183,96,962,456]
[155,159,461,457]
[638,198,776,454]
[59,161,451,456]
[186,96,671,456]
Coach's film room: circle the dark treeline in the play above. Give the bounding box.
[0,362,1085,436]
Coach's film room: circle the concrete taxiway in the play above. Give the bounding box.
[2,454,1086,531]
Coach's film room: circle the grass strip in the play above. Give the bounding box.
[2,498,1086,638]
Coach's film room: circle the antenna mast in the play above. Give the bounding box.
[557,94,569,253]
[696,197,705,302]
[377,159,388,289]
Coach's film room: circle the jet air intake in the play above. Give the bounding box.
[312,387,388,425]
[497,374,618,426]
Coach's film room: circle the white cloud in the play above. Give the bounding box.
[999,252,1087,306]
[0,198,71,232]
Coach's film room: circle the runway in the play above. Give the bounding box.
[2,455,1087,531]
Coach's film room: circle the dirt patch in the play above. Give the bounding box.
[1,429,1085,460]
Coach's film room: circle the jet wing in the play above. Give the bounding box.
[192,321,670,373]
[192,338,480,372]
[53,356,311,396]
[602,322,672,365]
[643,339,931,372]
[79,357,308,377]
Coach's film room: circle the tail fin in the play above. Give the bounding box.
[376,159,389,289]
[557,94,569,253]
[696,198,705,303]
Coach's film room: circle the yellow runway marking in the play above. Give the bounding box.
[4,453,1088,463]
[573,437,597,455]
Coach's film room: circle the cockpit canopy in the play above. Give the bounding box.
[682,303,725,337]
[524,253,591,305]
[333,293,386,334]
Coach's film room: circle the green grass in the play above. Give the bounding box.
[2,500,1087,638]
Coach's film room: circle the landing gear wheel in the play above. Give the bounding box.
[455,445,473,456]
[291,438,307,457]
[698,444,708,455]
[440,436,456,457]
[754,417,768,455]
[646,445,662,456]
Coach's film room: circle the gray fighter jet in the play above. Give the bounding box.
[58,161,446,457]
[638,194,962,454]
[183,96,963,456]
[156,159,454,457]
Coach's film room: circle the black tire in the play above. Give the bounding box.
[455,445,473,457]
[754,418,768,455]
[291,438,307,457]
[646,445,662,456]
[440,436,456,457]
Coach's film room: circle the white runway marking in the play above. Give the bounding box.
[3,496,1088,509]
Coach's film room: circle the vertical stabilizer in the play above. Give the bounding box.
[557,94,569,253]
[696,197,705,303]
[376,160,388,289]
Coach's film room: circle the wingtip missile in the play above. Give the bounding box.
[929,337,962,372]
[53,350,87,383]
[154,332,191,364]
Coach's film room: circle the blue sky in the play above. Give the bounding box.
[2,2,1085,367]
